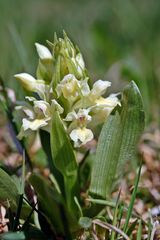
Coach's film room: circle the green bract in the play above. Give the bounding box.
[15,33,120,147]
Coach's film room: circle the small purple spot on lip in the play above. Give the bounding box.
[79,116,85,121]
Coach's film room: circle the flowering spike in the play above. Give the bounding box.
[15,33,120,147]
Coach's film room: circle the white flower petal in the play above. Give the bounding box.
[33,100,50,118]
[79,78,90,96]
[22,118,48,131]
[90,95,120,124]
[14,73,47,99]
[25,96,37,102]
[14,73,36,91]
[70,127,93,147]
[35,43,52,60]
[77,109,91,122]
[91,80,111,99]
[95,95,120,108]
[64,111,77,121]
[56,74,80,99]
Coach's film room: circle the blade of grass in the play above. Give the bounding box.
[12,194,23,231]
[123,163,142,233]
[147,217,152,240]
[20,151,25,195]
[136,220,142,240]
[117,203,124,229]
[127,219,138,237]
[86,198,116,208]
[111,189,121,240]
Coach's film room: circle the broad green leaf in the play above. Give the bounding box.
[117,81,144,170]
[51,111,79,213]
[0,168,18,209]
[89,81,144,198]
[29,173,65,235]
[90,112,122,198]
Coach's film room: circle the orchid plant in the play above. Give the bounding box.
[0,33,145,239]
[14,33,120,147]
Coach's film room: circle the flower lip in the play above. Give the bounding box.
[70,127,94,147]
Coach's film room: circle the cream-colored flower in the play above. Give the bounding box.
[64,108,91,127]
[17,99,63,139]
[72,79,111,110]
[89,80,111,100]
[35,43,52,60]
[70,127,93,147]
[90,94,120,124]
[23,118,48,131]
[14,73,48,99]
[56,74,80,100]
[33,101,51,118]
[64,108,93,146]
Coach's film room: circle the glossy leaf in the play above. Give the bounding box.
[51,111,79,213]
[89,81,144,198]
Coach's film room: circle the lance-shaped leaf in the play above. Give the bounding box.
[50,111,79,214]
[0,168,19,209]
[89,81,144,198]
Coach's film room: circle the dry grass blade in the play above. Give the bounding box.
[150,222,157,240]
[91,231,99,240]
[92,219,130,240]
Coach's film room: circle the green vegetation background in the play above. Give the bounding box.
[0,0,160,122]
